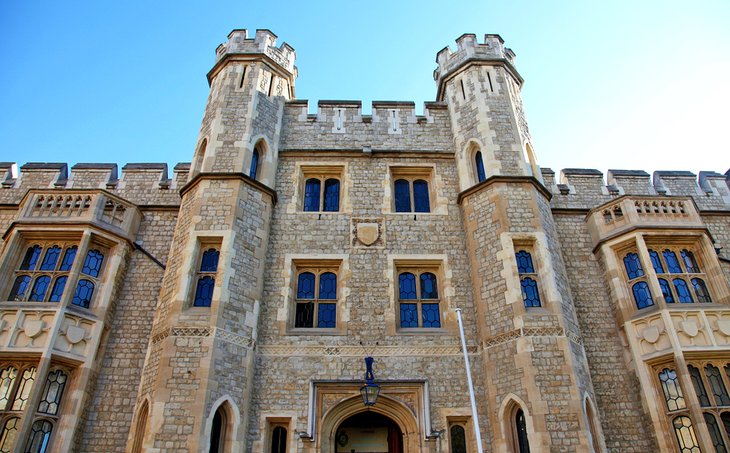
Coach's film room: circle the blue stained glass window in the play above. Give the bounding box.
[673,279,694,303]
[319,272,337,299]
[394,179,411,212]
[81,250,104,278]
[659,278,675,303]
[398,273,417,299]
[691,278,712,303]
[399,303,418,328]
[72,279,95,308]
[249,148,259,180]
[8,276,31,301]
[421,303,441,327]
[295,302,314,328]
[623,253,644,279]
[29,276,50,302]
[26,419,53,453]
[420,273,438,299]
[39,246,61,271]
[521,278,542,307]
[303,179,321,212]
[632,281,654,309]
[681,250,700,273]
[199,249,219,272]
[297,273,315,299]
[475,151,486,183]
[323,179,340,212]
[193,276,214,307]
[20,246,42,270]
[649,250,665,274]
[516,251,535,274]
[59,247,77,271]
[49,277,67,303]
[413,180,430,213]
[663,250,682,273]
[317,303,336,328]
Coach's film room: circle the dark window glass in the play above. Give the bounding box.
[631,281,654,309]
[72,279,95,308]
[413,179,430,213]
[59,246,77,272]
[623,253,644,279]
[664,249,683,273]
[271,426,287,453]
[659,278,675,303]
[521,278,542,307]
[705,365,730,406]
[0,417,19,453]
[721,413,730,444]
[399,303,418,328]
[48,277,67,303]
[394,179,411,212]
[20,246,42,271]
[25,419,52,453]
[318,273,337,299]
[420,273,438,299]
[515,409,531,453]
[200,249,220,272]
[649,249,665,273]
[29,276,50,302]
[659,368,686,411]
[688,365,711,406]
[249,148,260,180]
[8,276,31,301]
[38,370,67,415]
[705,413,727,453]
[516,251,535,274]
[193,277,214,307]
[421,303,441,327]
[674,279,694,303]
[681,250,700,273]
[296,273,315,299]
[295,302,314,328]
[323,179,340,212]
[317,303,336,328]
[210,408,224,453]
[303,179,321,212]
[398,273,417,300]
[692,278,712,303]
[81,249,104,278]
[672,416,701,453]
[450,425,467,453]
[475,151,486,183]
[39,246,61,271]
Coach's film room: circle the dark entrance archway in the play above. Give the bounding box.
[334,411,403,453]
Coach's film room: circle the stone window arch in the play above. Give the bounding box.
[249,139,269,181]
[192,138,208,176]
[500,396,533,453]
[130,399,149,453]
[206,399,239,453]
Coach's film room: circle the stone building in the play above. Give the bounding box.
[0,28,729,453]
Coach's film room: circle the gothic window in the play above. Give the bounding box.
[398,269,441,329]
[249,145,261,180]
[705,413,727,452]
[659,368,687,411]
[131,400,149,453]
[622,251,654,309]
[514,408,530,453]
[193,248,219,307]
[474,151,486,183]
[449,423,467,453]
[673,416,701,453]
[294,269,337,329]
[7,244,78,303]
[71,249,104,308]
[0,364,37,452]
[209,406,226,453]
[516,250,541,308]
[270,425,287,453]
[25,419,52,453]
[303,178,340,212]
[646,247,713,305]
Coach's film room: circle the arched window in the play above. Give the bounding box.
[193,139,207,174]
[194,248,220,307]
[449,424,467,453]
[303,179,321,212]
[131,400,149,453]
[294,269,337,328]
[394,179,411,212]
[584,398,602,453]
[270,426,287,453]
[249,145,261,180]
[397,269,440,328]
[8,243,79,303]
[623,251,654,309]
[516,250,541,307]
[210,406,227,453]
[323,178,340,212]
[301,177,340,212]
[524,143,538,177]
[72,248,104,308]
[393,178,430,213]
[474,150,486,183]
[514,408,530,453]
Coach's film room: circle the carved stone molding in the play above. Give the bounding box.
[256,344,474,357]
[483,326,579,349]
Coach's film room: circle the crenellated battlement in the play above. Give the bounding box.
[215,28,296,74]
[434,33,516,83]
[285,99,446,125]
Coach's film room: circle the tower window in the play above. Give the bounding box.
[516,250,541,308]
[249,145,261,180]
[193,248,220,307]
[475,150,486,183]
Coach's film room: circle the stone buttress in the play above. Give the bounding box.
[129,29,295,452]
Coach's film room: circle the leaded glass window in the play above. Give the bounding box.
[516,250,541,308]
[649,249,665,273]
[394,179,411,212]
[8,243,79,303]
[323,179,340,212]
[673,279,694,303]
[705,365,730,406]
[692,278,712,303]
[682,249,700,273]
[72,248,105,308]
[659,368,686,411]
[475,151,486,183]
[294,268,338,329]
[392,174,432,213]
[193,248,219,307]
[413,179,430,213]
[706,412,729,453]
[398,269,441,328]
[641,245,714,307]
[623,252,644,279]
[303,179,321,212]
[689,365,711,407]
[673,416,701,453]
[302,177,341,212]
[249,147,260,180]
[37,370,67,415]
[25,419,52,453]
[664,249,683,273]
[0,367,17,409]
[0,417,19,453]
[450,424,467,453]
[631,281,654,309]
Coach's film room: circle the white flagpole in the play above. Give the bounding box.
[455,308,485,453]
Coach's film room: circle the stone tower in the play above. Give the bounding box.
[435,34,603,451]
[130,29,296,451]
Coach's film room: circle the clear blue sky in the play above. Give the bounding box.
[1,0,728,179]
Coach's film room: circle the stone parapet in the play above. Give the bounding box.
[434,33,516,82]
[215,28,296,75]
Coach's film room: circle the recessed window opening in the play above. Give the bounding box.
[194,248,220,307]
[239,67,246,89]
[487,72,494,92]
[460,79,466,100]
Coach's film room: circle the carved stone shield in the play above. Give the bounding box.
[357,223,379,246]
[66,325,86,344]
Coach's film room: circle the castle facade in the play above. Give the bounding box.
[0,29,729,453]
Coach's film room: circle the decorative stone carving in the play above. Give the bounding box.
[641,326,660,344]
[352,218,384,248]
[679,320,699,338]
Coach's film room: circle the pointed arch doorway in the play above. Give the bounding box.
[334,411,403,453]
